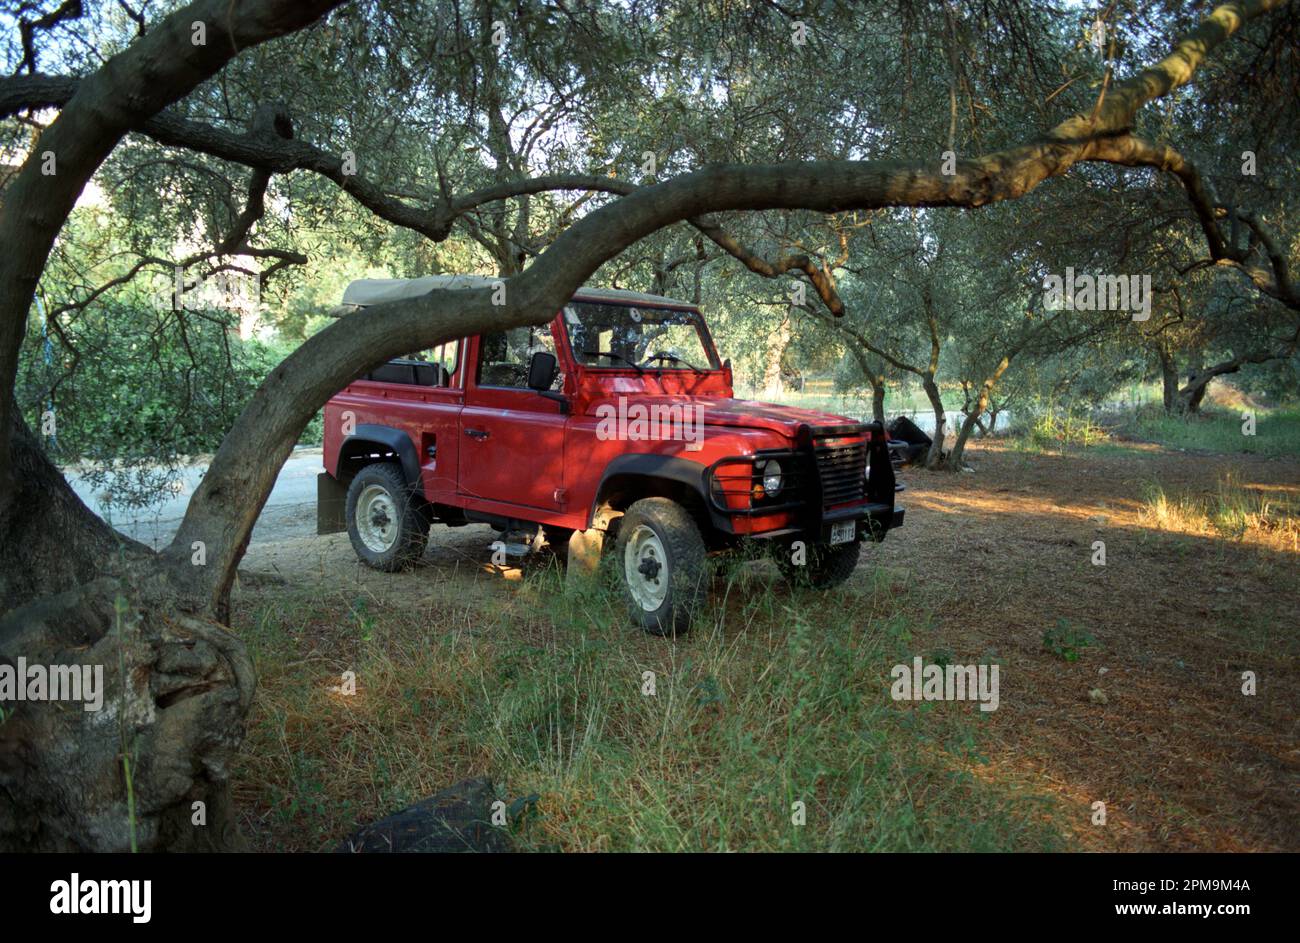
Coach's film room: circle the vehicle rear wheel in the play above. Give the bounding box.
[777,540,861,589]
[614,498,707,636]
[345,463,428,571]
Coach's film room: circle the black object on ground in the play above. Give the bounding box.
[336,777,511,853]
[886,416,932,466]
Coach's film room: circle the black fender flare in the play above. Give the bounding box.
[340,423,423,493]
[590,453,723,530]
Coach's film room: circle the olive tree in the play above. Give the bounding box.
[0,0,1294,850]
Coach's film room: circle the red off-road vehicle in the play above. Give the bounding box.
[318,275,904,634]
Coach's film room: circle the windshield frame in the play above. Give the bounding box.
[559,299,723,373]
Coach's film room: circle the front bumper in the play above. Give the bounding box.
[822,502,906,543]
[704,422,905,544]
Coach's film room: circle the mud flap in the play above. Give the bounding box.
[317,472,348,535]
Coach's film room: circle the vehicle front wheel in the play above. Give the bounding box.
[777,540,861,589]
[345,463,428,571]
[614,498,707,636]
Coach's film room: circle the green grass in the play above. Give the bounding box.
[232,559,1068,852]
[1002,403,1300,459]
[1004,406,1110,455]
[1118,406,1300,457]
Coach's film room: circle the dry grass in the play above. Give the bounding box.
[1140,472,1300,549]
[229,440,1300,853]
[230,555,1066,852]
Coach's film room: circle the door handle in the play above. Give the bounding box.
[465,428,490,440]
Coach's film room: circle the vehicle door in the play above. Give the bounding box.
[458,318,567,511]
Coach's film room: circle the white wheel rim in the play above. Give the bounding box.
[357,483,400,553]
[624,524,669,611]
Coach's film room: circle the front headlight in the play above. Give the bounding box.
[756,459,783,498]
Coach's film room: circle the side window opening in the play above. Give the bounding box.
[477,324,562,390]
[392,339,460,387]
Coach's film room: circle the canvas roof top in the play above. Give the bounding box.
[341,275,693,308]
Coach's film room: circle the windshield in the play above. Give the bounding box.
[563,301,720,371]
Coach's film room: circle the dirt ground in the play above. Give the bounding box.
[871,441,1299,852]
[235,440,1299,851]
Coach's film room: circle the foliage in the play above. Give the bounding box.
[1007,403,1110,452]
[5,0,1296,480]
[1120,405,1300,457]
[1041,620,1095,663]
[17,293,319,508]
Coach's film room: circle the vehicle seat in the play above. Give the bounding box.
[480,362,528,387]
[411,361,451,387]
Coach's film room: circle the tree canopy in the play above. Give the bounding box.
[0,0,1297,851]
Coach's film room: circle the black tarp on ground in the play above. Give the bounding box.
[336,777,511,852]
[887,416,931,465]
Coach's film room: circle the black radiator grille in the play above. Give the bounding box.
[814,438,867,506]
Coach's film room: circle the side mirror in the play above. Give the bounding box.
[527,350,558,391]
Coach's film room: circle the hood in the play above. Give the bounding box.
[584,394,864,438]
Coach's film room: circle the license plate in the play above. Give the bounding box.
[830,520,856,544]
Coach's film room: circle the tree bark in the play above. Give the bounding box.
[948,354,1014,468]
[870,372,886,424]
[949,413,980,468]
[0,410,254,851]
[1174,334,1300,414]
[1157,343,1180,414]
[1180,377,1212,414]
[922,376,946,469]
[0,0,340,853]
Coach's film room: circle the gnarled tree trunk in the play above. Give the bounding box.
[0,410,254,851]
[0,0,342,852]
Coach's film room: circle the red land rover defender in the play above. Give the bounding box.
[318,275,904,635]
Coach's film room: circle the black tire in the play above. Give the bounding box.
[614,497,707,636]
[777,540,861,589]
[345,463,428,571]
